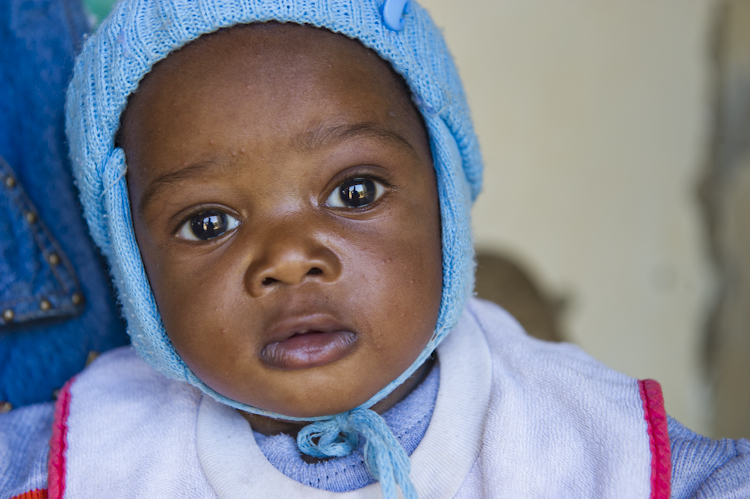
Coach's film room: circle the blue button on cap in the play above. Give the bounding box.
[382,0,408,31]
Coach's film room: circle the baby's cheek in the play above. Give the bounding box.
[354,230,440,346]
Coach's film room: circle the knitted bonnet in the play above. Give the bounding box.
[66,0,482,497]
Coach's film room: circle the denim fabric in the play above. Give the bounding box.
[0,157,83,324]
[0,0,128,408]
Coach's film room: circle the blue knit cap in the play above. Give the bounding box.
[66,0,482,496]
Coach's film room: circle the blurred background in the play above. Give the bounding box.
[82,0,750,439]
[417,0,750,440]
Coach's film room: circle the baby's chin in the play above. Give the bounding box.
[238,360,438,436]
[225,383,387,420]
[239,410,320,436]
[191,361,390,419]
[234,353,436,425]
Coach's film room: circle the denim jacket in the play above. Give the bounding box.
[0,0,127,408]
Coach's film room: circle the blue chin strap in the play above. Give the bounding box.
[67,1,482,497]
[298,409,418,498]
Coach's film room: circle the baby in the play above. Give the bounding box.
[2,0,749,498]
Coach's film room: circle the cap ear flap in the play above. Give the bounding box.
[427,117,475,345]
[102,148,188,383]
[353,116,475,411]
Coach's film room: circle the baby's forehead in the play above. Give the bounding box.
[136,23,411,110]
[120,23,417,143]
[119,22,425,177]
[118,21,433,212]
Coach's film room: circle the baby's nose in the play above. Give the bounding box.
[244,240,341,297]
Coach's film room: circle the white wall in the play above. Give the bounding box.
[419,0,717,434]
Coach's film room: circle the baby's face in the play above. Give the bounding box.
[120,24,442,417]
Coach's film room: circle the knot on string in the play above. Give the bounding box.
[297,408,418,499]
[297,413,359,458]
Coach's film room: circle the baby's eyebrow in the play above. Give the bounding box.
[137,122,415,213]
[295,121,416,154]
[138,159,219,213]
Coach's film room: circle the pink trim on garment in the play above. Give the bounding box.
[48,377,75,499]
[639,379,671,499]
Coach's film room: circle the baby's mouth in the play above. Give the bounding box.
[261,328,357,370]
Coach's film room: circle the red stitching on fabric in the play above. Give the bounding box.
[48,377,75,499]
[9,488,48,499]
[638,379,671,499]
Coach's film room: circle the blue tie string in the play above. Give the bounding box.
[297,408,419,499]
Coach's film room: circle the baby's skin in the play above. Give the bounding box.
[118,23,443,435]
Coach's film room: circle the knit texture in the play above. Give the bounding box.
[0,402,54,499]
[668,417,750,498]
[253,363,438,492]
[297,410,417,498]
[65,1,480,497]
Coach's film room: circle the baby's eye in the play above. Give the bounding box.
[177,211,240,241]
[326,178,385,209]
